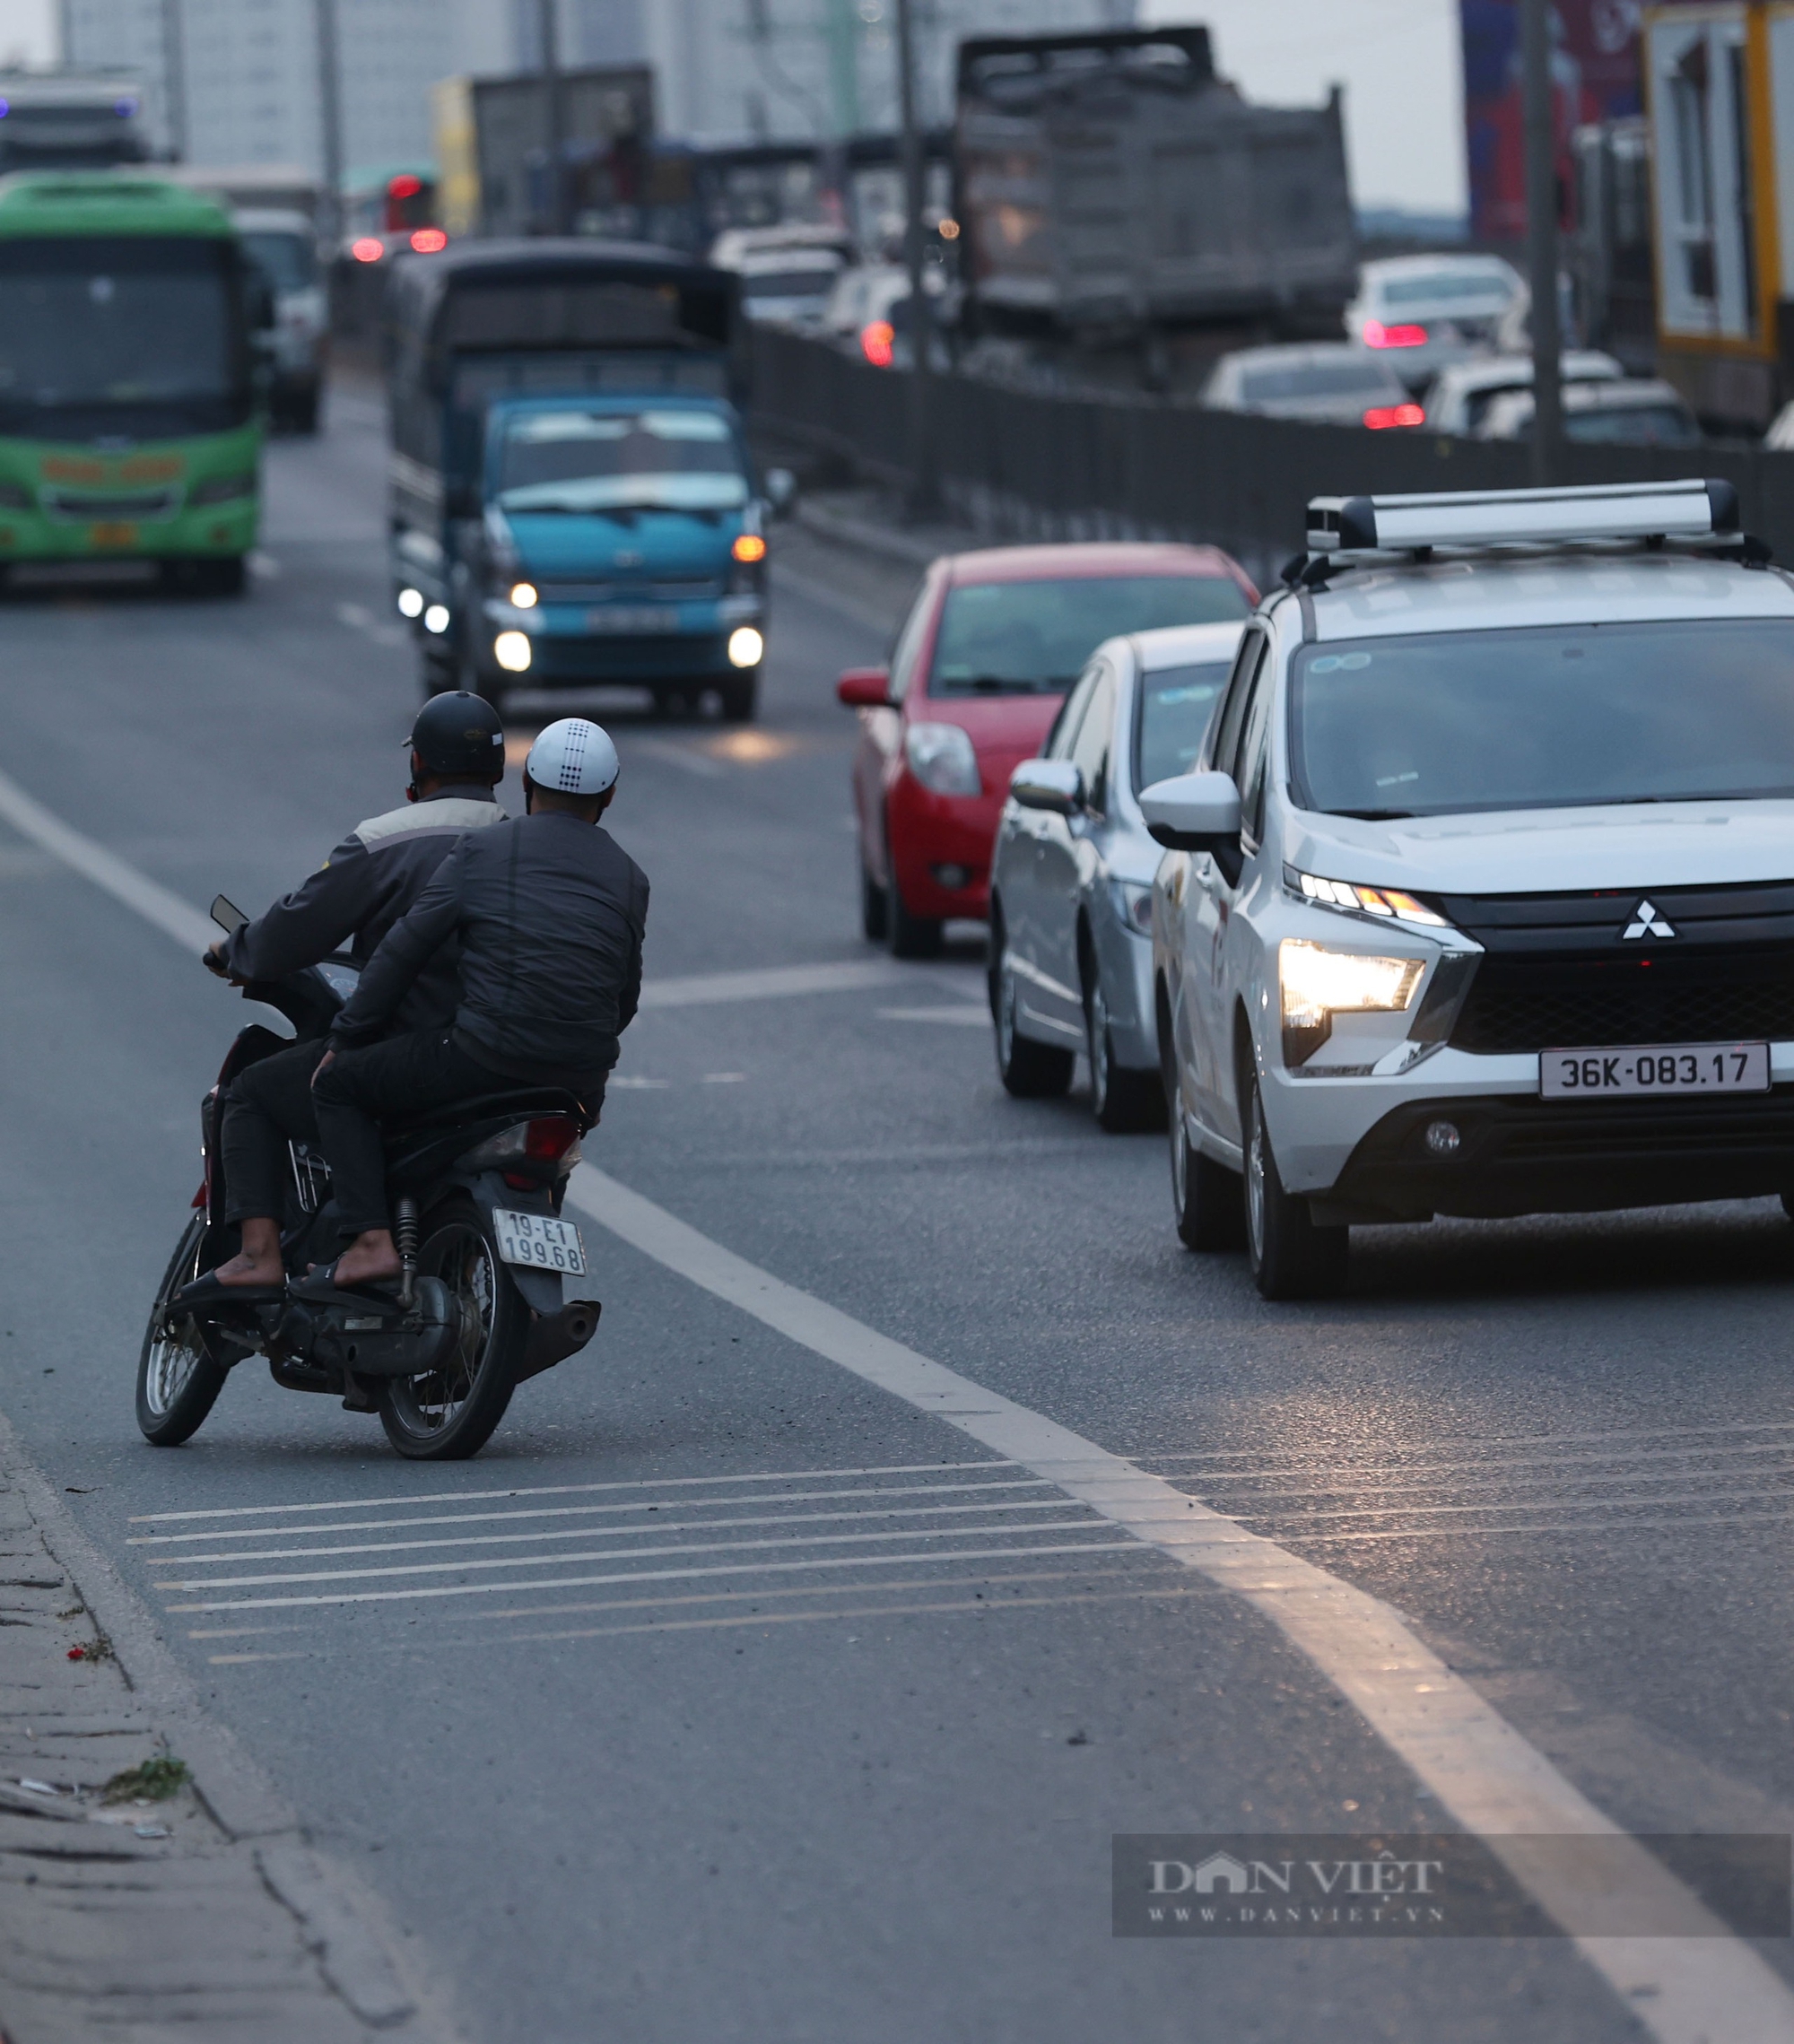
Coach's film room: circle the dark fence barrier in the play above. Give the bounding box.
[750,326,1794,589]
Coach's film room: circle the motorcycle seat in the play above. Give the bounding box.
[381,1088,591,1147]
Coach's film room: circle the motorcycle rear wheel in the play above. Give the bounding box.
[378,1197,525,1460]
[136,1217,231,1446]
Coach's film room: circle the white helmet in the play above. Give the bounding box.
[525,718,619,798]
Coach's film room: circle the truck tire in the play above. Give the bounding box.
[718,670,758,722]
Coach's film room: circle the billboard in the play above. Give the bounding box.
[1460,1,1644,243]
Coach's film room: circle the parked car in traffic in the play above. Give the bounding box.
[824,263,951,368]
[1197,344,1420,429]
[989,620,1243,1129]
[236,206,327,432]
[1344,254,1525,393]
[1145,477,1789,1300]
[1476,378,1700,446]
[839,544,1257,958]
[1424,351,1623,436]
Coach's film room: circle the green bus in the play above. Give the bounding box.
[0,175,267,592]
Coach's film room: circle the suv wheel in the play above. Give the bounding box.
[1243,1074,1348,1299]
[1162,1022,1244,1248]
[1087,975,1163,1134]
[993,937,1073,1099]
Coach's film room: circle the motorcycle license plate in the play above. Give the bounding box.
[492,1208,588,1275]
[1539,1041,1770,1100]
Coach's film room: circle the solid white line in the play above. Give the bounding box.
[1137,1417,1794,1469]
[1151,1439,1794,1494]
[1217,1481,1794,1525]
[875,1007,989,1026]
[0,765,216,954]
[638,960,910,1009]
[129,1475,1051,1547]
[15,752,1788,2031]
[144,1495,1091,1570]
[153,1516,1114,1594]
[162,1537,1145,1613]
[127,1458,1014,1524]
[564,1163,1794,2044]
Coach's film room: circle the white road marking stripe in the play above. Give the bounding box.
[768,561,894,637]
[565,1164,1794,2044]
[162,1537,1144,1613]
[153,1516,1116,1594]
[1211,1481,1794,1525]
[1156,1444,1794,1499]
[1237,1507,1794,1546]
[128,1476,1053,1546]
[639,960,910,1008]
[0,764,216,954]
[128,1458,1014,1524]
[15,746,1787,2034]
[144,1494,1092,1569]
[186,1561,1178,1637]
[1138,1417,1794,1469]
[876,1007,989,1025]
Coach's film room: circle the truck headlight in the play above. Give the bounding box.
[904,721,980,796]
[1279,938,1424,1067]
[493,630,532,673]
[509,581,538,608]
[727,625,763,668]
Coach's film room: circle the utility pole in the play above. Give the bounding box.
[315,0,344,243]
[159,0,187,161]
[1520,0,1563,484]
[536,0,567,236]
[893,0,938,520]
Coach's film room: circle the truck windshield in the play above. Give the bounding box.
[1290,619,1794,818]
[929,575,1249,696]
[496,408,748,514]
[0,237,239,426]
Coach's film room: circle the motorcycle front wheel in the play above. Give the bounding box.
[135,1216,231,1446]
[378,1196,526,1460]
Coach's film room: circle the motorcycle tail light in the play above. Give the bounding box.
[459,1116,583,1178]
[525,1115,580,1162]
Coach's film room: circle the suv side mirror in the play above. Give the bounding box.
[836,665,892,708]
[1009,758,1084,814]
[1139,770,1241,853]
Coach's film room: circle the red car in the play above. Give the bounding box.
[838,542,1258,955]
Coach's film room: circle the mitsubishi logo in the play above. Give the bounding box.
[1622,899,1676,940]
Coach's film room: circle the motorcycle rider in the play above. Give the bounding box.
[309,717,647,1292]
[195,694,508,1296]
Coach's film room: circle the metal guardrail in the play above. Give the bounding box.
[750,326,1794,587]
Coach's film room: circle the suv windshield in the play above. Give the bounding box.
[1290,620,1794,818]
[929,576,1248,695]
[1135,661,1232,789]
[497,407,748,514]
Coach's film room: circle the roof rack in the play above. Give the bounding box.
[1304,478,1739,556]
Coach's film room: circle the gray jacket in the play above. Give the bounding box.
[223,787,505,1034]
[332,811,649,1093]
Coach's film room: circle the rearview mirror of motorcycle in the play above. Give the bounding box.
[210,893,248,935]
[1138,771,1242,853]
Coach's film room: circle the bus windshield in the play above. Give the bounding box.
[0,237,243,431]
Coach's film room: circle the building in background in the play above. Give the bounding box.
[1459,0,1642,246]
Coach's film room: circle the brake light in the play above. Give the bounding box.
[351,236,384,264]
[1363,319,1427,349]
[409,227,447,254]
[861,319,895,367]
[1363,403,1424,431]
[525,1116,579,1162]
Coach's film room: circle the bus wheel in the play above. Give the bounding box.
[202,556,247,596]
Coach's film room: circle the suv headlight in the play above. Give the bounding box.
[1280,938,1424,1067]
[1287,866,1450,928]
[905,721,980,796]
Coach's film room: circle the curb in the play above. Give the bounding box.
[0,1407,466,2040]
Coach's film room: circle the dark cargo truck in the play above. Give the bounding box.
[954,29,1356,346]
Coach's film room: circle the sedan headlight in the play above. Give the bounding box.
[905,722,980,796]
[1280,938,1424,1066]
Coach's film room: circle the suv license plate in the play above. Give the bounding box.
[1540,1042,1770,1100]
[491,1208,588,1275]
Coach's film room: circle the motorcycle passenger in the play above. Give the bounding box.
[196,694,508,1296]
[309,717,648,1292]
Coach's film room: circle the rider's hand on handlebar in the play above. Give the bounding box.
[204,939,247,987]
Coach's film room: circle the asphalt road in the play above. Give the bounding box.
[1,387,1792,2042]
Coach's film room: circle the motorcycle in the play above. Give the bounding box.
[135,896,602,1460]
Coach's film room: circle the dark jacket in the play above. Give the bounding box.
[332,811,649,1093]
[223,787,503,1033]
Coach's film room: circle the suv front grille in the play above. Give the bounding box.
[1451,955,1794,1052]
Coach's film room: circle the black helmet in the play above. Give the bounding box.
[407,692,505,780]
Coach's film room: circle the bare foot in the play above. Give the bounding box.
[332,1230,403,1289]
[214,1218,283,1288]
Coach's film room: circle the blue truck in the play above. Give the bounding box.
[383,239,771,720]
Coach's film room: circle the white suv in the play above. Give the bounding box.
[1144,480,1794,1298]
